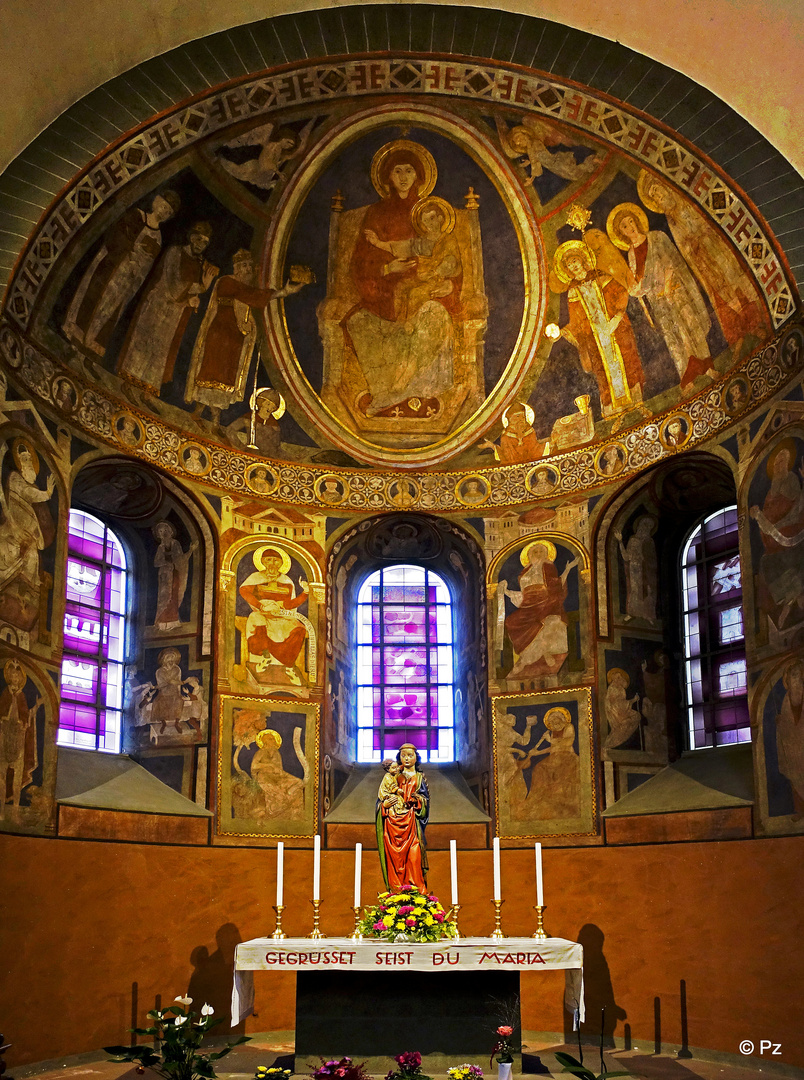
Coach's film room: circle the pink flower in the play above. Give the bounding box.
[433,911,445,922]
[497,1026,514,1037]
[373,921,386,932]
[398,905,414,914]
[405,917,416,926]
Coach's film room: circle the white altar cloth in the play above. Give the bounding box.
[231,937,584,1027]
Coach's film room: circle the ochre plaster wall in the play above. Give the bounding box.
[1,1,802,178]
[2,833,802,1067]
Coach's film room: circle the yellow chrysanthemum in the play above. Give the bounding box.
[382,915,394,927]
[413,896,426,905]
[424,914,435,925]
[387,907,397,917]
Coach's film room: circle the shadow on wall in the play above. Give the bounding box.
[187,922,244,1033]
[564,924,626,1046]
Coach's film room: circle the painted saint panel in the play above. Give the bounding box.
[218,696,318,838]
[757,658,804,831]
[0,653,56,832]
[493,688,596,838]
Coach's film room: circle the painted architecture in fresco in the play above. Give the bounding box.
[0,40,800,853]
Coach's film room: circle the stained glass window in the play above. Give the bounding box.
[355,564,454,763]
[57,510,128,752]
[681,506,750,748]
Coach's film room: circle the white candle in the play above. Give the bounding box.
[493,836,501,902]
[354,843,362,907]
[313,833,321,901]
[535,842,544,907]
[276,841,284,907]
[450,839,458,906]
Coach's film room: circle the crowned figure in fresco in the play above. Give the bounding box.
[376,743,429,891]
[318,139,488,444]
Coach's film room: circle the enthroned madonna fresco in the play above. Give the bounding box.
[2,57,786,492]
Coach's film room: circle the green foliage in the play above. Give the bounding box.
[105,997,249,1080]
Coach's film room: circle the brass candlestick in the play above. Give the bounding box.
[308,898,324,939]
[448,903,462,939]
[532,904,548,940]
[491,898,505,939]
[349,905,363,940]
[271,905,287,940]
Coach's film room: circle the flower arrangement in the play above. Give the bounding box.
[358,886,457,943]
[447,1065,484,1080]
[492,1026,515,1065]
[308,1057,373,1080]
[385,1050,433,1080]
[105,996,249,1080]
[256,1068,292,1080]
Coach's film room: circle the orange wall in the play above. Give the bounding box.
[2,833,802,1068]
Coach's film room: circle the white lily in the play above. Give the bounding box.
[201,1003,214,1016]
[174,995,193,1005]
[175,1014,188,1026]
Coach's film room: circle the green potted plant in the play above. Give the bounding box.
[105,995,249,1079]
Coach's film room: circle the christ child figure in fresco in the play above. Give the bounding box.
[185,249,305,423]
[364,195,462,328]
[376,743,429,892]
[239,548,309,683]
[379,759,405,817]
[550,240,644,423]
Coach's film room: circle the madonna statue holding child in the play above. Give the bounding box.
[376,743,429,891]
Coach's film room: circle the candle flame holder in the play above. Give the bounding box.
[490,898,505,939]
[308,898,324,939]
[532,904,548,940]
[271,905,287,940]
[448,904,462,939]
[349,905,363,941]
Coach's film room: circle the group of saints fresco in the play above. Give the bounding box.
[0,90,801,848]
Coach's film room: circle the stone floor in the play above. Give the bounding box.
[9,1034,803,1080]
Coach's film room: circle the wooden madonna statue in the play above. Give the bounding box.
[375,743,429,890]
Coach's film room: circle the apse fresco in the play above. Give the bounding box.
[492,688,595,838]
[0,54,787,505]
[218,696,318,838]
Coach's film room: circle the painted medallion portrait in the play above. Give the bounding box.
[267,110,544,467]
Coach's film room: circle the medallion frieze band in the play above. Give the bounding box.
[0,318,794,510]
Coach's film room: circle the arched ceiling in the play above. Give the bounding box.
[1,2,802,300]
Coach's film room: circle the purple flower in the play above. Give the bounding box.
[395,1051,422,1069]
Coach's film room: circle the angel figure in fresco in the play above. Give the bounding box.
[117,221,218,392]
[495,115,603,183]
[614,514,658,623]
[185,250,305,423]
[774,658,804,814]
[217,120,314,191]
[604,667,643,749]
[0,440,55,632]
[152,520,198,631]
[376,743,429,891]
[500,540,579,679]
[0,658,42,818]
[63,191,181,356]
[239,547,310,686]
[637,170,765,351]
[548,239,645,425]
[607,203,716,394]
[750,440,804,634]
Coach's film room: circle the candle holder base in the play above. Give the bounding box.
[532,904,548,940]
[448,903,462,939]
[308,898,324,939]
[490,898,505,939]
[349,905,363,941]
[271,905,287,940]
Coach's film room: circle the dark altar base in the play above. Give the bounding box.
[295,970,521,1056]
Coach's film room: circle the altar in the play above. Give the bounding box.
[232,936,584,1054]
